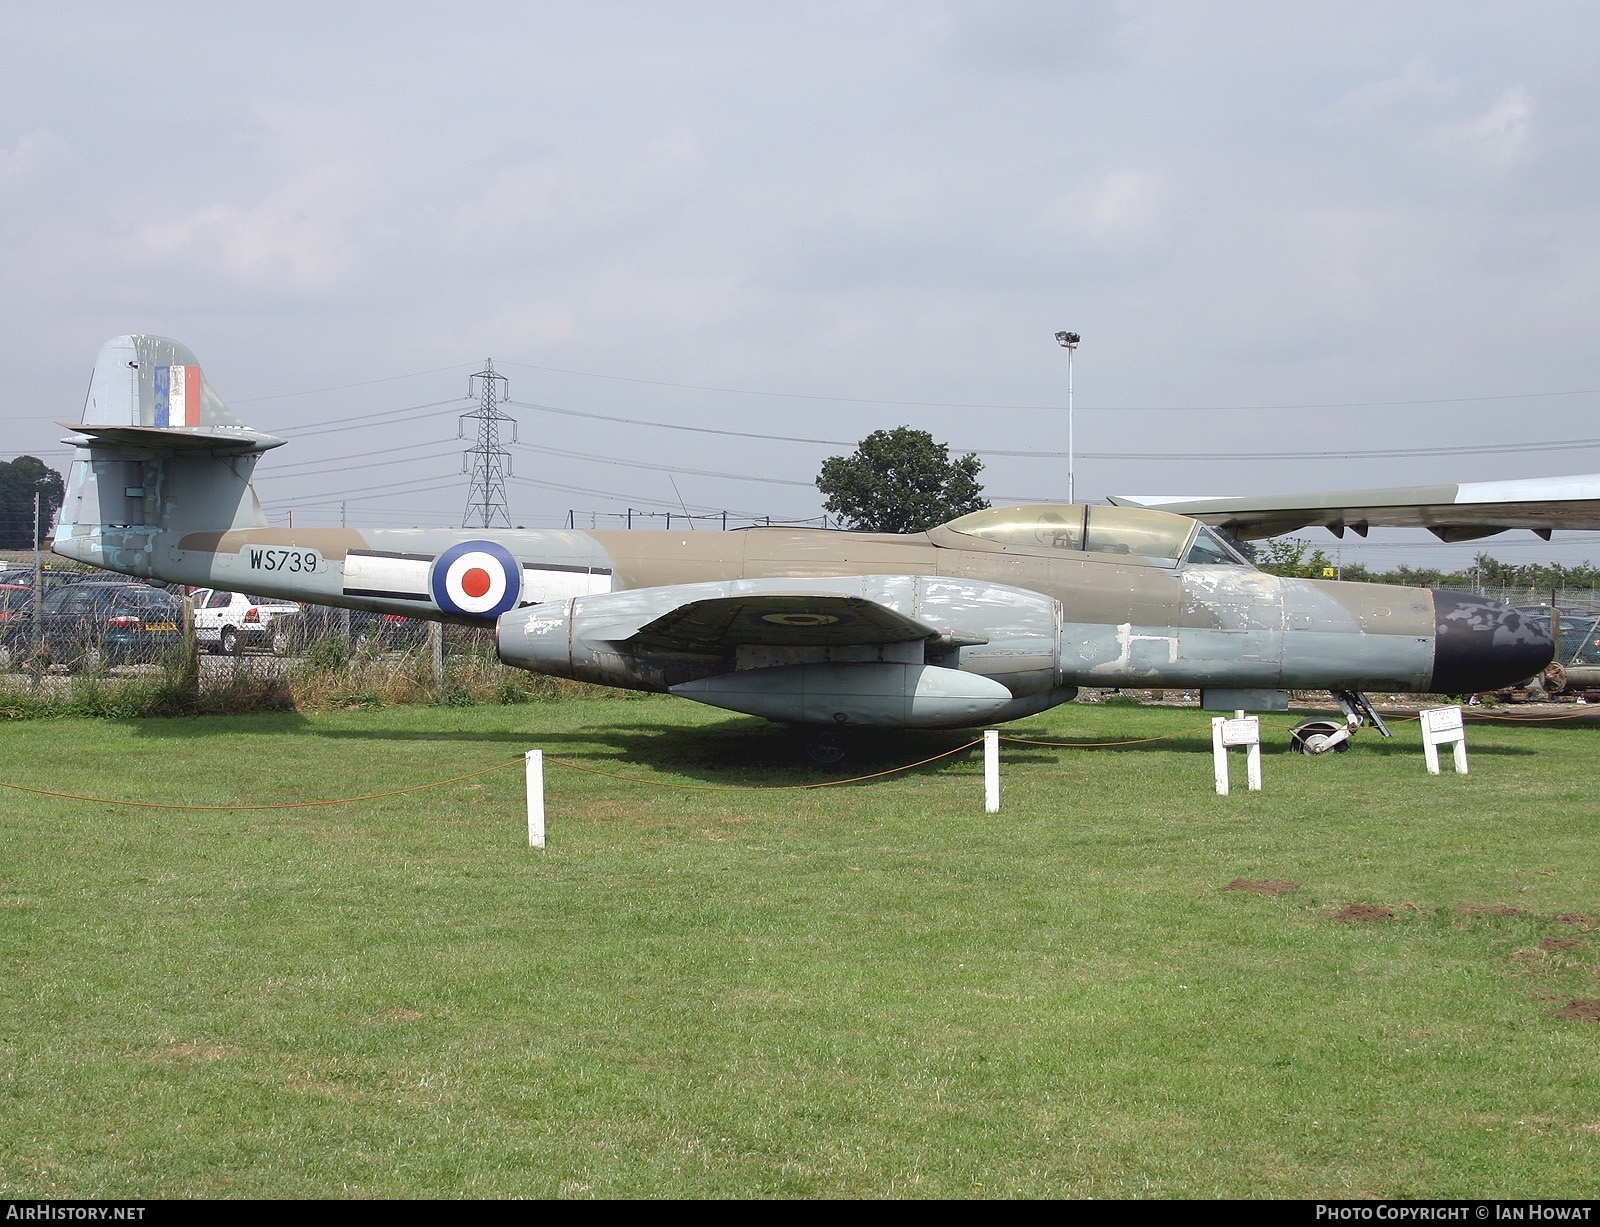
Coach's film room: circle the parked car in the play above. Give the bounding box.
[283,603,430,652]
[189,589,302,655]
[0,567,94,594]
[0,581,184,670]
[0,583,31,625]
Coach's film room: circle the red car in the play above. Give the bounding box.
[0,583,32,626]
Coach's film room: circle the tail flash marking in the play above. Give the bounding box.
[153,365,202,428]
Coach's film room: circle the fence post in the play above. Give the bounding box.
[984,730,1000,813]
[526,749,545,848]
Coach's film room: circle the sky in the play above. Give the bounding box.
[3,1,1599,573]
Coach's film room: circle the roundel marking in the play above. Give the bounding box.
[431,540,522,619]
[758,611,846,627]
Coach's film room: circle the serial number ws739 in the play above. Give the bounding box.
[246,547,321,573]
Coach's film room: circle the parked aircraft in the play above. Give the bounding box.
[51,336,1552,757]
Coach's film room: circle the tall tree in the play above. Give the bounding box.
[1253,536,1338,579]
[0,457,66,549]
[816,427,988,534]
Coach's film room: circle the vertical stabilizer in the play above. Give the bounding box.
[56,336,282,578]
[80,334,248,430]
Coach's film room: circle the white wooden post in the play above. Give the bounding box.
[1420,706,1468,775]
[1212,712,1262,795]
[526,749,546,847]
[984,729,1000,813]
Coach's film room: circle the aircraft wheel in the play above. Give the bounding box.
[1541,662,1568,695]
[1290,720,1348,755]
[220,627,240,655]
[804,730,848,765]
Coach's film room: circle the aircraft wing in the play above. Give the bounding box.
[1109,474,1600,542]
[625,591,943,653]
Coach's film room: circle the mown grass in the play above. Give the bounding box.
[1,699,1598,1198]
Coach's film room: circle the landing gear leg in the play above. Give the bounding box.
[803,730,848,766]
[1290,690,1393,755]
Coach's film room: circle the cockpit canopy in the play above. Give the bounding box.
[935,504,1252,568]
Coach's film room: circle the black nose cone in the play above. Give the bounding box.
[1430,592,1553,694]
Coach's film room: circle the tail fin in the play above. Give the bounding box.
[81,334,252,431]
[56,336,283,577]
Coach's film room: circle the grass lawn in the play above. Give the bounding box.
[1,696,1598,1198]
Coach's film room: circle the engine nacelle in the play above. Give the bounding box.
[495,574,1066,702]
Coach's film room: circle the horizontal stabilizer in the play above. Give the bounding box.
[61,423,285,455]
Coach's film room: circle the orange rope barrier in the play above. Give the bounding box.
[0,739,988,810]
[1000,723,1215,749]
[545,739,983,791]
[0,757,526,812]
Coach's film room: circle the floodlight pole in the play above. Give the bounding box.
[1054,331,1081,503]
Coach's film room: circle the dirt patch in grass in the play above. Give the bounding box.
[1553,999,1600,1023]
[1458,903,1523,918]
[146,1042,231,1063]
[1557,913,1594,928]
[1224,878,1300,896]
[1542,937,1585,952]
[1331,903,1394,924]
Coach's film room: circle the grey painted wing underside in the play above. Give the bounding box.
[1110,474,1600,541]
[627,593,939,653]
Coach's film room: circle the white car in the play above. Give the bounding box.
[189,589,301,655]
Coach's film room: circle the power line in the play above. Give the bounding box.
[233,363,477,404]
[261,437,458,475]
[505,473,781,519]
[505,398,846,447]
[269,398,469,439]
[271,470,462,501]
[509,439,813,487]
[495,359,1600,413]
[502,398,1600,463]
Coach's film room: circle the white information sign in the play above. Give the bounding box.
[1420,706,1469,776]
[1220,719,1259,747]
[1421,706,1464,735]
[1212,712,1262,795]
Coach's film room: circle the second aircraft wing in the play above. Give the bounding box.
[1109,473,1600,542]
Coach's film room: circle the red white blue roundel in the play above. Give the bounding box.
[430,540,522,619]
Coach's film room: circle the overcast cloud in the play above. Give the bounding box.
[4,1,1599,569]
